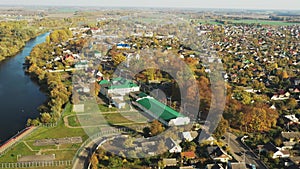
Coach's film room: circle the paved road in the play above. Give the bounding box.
[72,134,118,169]
[223,132,268,169]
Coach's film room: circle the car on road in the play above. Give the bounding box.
[248,163,256,169]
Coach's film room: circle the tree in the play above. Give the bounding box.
[281,70,289,79]
[286,98,298,110]
[242,104,278,132]
[40,112,51,123]
[150,120,165,136]
[112,53,126,66]
[31,118,40,126]
[26,119,32,127]
[213,117,229,139]
[143,127,151,137]
[274,137,282,147]
[90,153,99,169]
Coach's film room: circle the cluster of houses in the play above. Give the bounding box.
[259,131,300,168]
[197,24,300,100]
[67,22,300,168]
[45,37,89,72]
[155,132,248,169]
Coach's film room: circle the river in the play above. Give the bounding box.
[0,33,49,145]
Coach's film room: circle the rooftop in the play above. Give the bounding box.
[99,77,138,89]
[136,95,184,121]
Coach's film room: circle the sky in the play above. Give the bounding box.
[0,0,299,10]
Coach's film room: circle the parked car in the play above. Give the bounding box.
[248,163,256,169]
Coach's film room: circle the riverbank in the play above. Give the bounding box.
[0,33,49,145]
[0,31,47,62]
[0,127,37,156]
[0,103,88,164]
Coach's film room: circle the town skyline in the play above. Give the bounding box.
[0,0,300,10]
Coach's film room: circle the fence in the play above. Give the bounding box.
[0,127,39,157]
[0,123,143,168]
[0,160,72,168]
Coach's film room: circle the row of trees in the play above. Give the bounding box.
[26,29,73,125]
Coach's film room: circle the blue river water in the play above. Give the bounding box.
[0,33,49,145]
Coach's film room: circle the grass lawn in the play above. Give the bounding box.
[0,102,88,163]
[68,115,81,127]
[0,102,147,163]
[0,142,35,163]
[69,111,148,127]
[27,120,87,141]
[43,150,77,161]
[98,104,118,112]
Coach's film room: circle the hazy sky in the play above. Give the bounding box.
[0,0,299,10]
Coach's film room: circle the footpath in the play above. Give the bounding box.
[0,126,37,155]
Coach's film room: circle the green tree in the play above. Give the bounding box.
[214,117,229,139]
[40,112,51,123]
[287,98,298,110]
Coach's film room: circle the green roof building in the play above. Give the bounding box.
[136,97,183,121]
[99,77,140,96]
[134,94,190,126]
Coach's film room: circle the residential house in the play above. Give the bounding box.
[291,78,300,86]
[273,150,290,159]
[262,142,290,159]
[144,32,153,38]
[180,132,194,142]
[117,43,131,50]
[284,115,300,125]
[94,50,102,58]
[206,162,247,169]
[162,158,177,167]
[166,138,182,153]
[64,54,75,63]
[271,92,290,100]
[75,60,89,69]
[282,132,300,143]
[205,163,225,169]
[181,151,197,164]
[207,146,232,163]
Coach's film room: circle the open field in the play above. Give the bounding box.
[67,110,148,127]
[197,19,299,26]
[0,103,88,163]
[226,19,299,26]
[0,102,149,163]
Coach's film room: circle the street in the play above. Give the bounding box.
[222,132,268,169]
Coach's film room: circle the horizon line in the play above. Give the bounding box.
[0,4,300,11]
